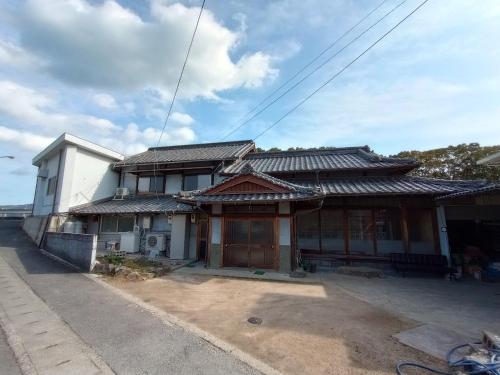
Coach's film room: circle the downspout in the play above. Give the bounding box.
[51,150,63,214]
[31,175,39,216]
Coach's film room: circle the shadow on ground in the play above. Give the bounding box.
[0,220,78,275]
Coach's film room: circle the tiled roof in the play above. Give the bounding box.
[436,184,500,201]
[295,176,493,196]
[114,140,254,166]
[181,165,324,203]
[223,147,418,174]
[70,195,194,214]
[184,192,322,203]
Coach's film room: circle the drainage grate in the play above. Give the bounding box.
[247,317,263,325]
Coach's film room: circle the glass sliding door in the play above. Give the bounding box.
[296,211,320,251]
[348,209,375,255]
[375,208,403,254]
[321,210,344,253]
[408,208,435,254]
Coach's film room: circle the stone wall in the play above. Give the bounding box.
[45,232,97,271]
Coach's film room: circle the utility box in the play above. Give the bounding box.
[120,232,139,253]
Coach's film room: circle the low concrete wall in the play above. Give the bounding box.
[22,215,49,246]
[45,232,97,272]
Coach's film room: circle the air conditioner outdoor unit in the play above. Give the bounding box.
[145,233,165,258]
[113,187,130,200]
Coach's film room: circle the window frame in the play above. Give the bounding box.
[183,174,198,191]
[100,215,136,233]
[46,176,57,196]
[295,206,438,257]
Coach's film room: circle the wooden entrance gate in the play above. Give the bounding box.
[223,218,275,268]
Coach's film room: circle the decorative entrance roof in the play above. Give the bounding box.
[181,164,324,204]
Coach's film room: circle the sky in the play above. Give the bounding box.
[1,0,500,205]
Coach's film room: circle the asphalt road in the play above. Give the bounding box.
[0,220,260,375]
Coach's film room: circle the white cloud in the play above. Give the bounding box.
[252,76,499,153]
[16,0,277,99]
[92,93,117,109]
[0,80,117,135]
[170,112,194,125]
[0,39,39,68]
[0,80,197,156]
[0,126,54,151]
[102,122,196,155]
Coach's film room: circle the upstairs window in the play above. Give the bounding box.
[137,176,165,193]
[46,176,57,196]
[183,175,198,191]
[149,176,164,193]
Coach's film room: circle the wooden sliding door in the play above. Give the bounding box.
[224,218,275,268]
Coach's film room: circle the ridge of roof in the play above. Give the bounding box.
[247,146,370,158]
[148,139,254,151]
[246,147,418,164]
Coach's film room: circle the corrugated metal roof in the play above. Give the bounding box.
[70,195,194,214]
[223,147,418,174]
[114,140,254,166]
[295,176,492,196]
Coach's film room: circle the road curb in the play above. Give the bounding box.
[0,305,37,375]
[83,273,283,375]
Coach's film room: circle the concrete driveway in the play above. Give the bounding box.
[0,220,261,375]
[323,273,500,338]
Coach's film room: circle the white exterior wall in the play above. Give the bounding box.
[32,144,120,215]
[170,214,188,259]
[33,152,63,216]
[66,148,119,209]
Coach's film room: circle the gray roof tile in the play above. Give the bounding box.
[223,147,418,174]
[436,184,500,201]
[115,140,254,166]
[295,177,492,196]
[70,195,194,214]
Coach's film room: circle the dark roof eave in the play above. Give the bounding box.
[178,195,324,204]
[220,164,419,176]
[113,156,241,168]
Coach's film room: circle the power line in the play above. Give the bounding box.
[252,0,431,141]
[220,0,408,141]
[152,0,206,197]
[224,0,390,134]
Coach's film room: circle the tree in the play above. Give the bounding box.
[392,143,500,181]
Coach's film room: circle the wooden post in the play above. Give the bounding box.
[431,208,441,255]
[343,208,350,260]
[372,209,378,256]
[318,209,323,253]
